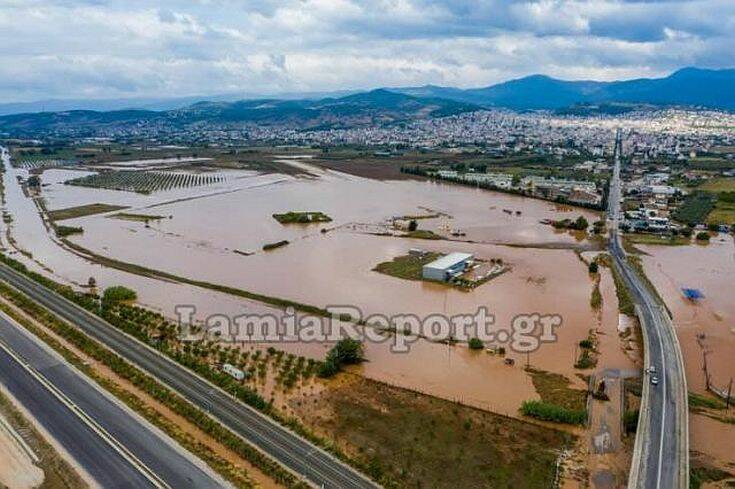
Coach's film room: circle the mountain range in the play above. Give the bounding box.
[393,67,735,110]
[0,68,732,135]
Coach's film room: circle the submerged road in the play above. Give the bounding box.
[0,262,378,489]
[0,312,225,488]
[607,130,689,489]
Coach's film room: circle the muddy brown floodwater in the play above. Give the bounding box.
[637,238,735,472]
[2,154,620,417]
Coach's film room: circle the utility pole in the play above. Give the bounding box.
[727,378,733,409]
[703,350,711,391]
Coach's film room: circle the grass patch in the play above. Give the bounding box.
[624,233,690,246]
[272,211,332,224]
[373,252,441,281]
[699,177,735,193]
[56,225,83,237]
[689,392,727,411]
[48,203,128,221]
[707,201,735,226]
[262,240,289,251]
[525,368,587,412]
[520,400,587,425]
[690,465,733,489]
[590,282,602,309]
[599,254,635,316]
[111,212,166,222]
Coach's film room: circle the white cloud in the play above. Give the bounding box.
[0,0,732,101]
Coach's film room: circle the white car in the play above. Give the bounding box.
[651,375,659,386]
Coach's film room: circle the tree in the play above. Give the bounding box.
[680,227,693,238]
[407,219,418,232]
[588,262,599,274]
[695,231,711,241]
[468,337,484,350]
[573,215,589,230]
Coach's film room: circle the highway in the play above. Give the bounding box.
[0,263,378,488]
[607,130,689,489]
[0,311,225,488]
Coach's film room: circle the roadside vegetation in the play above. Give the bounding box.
[597,254,635,316]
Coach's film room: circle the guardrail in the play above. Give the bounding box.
[628,304,652,489]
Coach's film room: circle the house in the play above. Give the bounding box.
[422,252,473,282]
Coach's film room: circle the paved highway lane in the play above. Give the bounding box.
[608,130,688,489]
[0,264,378,489]
[0,312,227,488]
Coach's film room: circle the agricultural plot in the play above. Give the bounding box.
[15,158,78,170]
[65,170,225,194]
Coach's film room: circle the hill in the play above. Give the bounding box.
[393,68,735,110]
[0,89,480,135]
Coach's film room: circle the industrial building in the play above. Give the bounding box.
[422,252,473,281]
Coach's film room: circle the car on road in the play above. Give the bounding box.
[651,375,659,386]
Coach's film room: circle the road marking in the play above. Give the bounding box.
[0,337,169,489]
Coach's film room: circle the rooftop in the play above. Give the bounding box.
[423,252,473,270]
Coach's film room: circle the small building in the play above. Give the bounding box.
[422,252,473,281]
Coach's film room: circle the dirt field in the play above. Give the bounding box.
[291,374,573,488]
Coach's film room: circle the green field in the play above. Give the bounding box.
[48,203,128,221]
[373,252,441,281]
[700,178,735,192]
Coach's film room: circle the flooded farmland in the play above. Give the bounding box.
[0,152,631,416]
[637,238,735,394]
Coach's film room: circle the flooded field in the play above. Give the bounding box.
[637,238,735,395]
[0,151,631,417]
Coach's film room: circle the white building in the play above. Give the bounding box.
[422,252,473,282]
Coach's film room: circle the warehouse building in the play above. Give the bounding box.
[422,252,473,281]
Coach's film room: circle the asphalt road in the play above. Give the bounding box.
[607,130,688,489]
[0,312,227,488]
[0,263,378,489]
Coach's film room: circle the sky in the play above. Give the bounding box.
[0,0,733,102]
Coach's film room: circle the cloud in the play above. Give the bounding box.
[0,0,732,101]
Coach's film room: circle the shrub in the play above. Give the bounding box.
[520,400,587,425]
[468,337,484,350]
[103,286,137,303]
[579,339,593,349]
[573,216,589,230]
[695,231,711,241]
[407,219,418,232]
[588,262,599,274]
